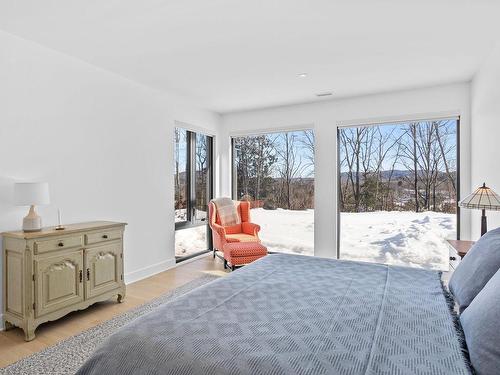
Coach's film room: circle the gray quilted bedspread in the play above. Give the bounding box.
[77,254,470,375]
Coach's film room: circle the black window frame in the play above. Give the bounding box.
[335,116,461,260]
[175,129,214,262]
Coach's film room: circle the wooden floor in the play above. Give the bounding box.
[0,253,227,368]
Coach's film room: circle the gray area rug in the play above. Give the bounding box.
[0,274,220,375]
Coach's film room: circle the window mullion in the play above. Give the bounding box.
[188,131,197,223]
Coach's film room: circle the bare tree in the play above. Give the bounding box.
[434,121,457,193]
[384,141,402,210]
[339,127,368,212]
[299,130,315,177]
[400,123,421,212]
[273,132,305,209]
[339,120,457,214]
[252,135,277,201]
[195,135,208,207]
[174,128,185,210]
[234,137,253,198]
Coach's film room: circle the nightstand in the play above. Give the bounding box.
[447,239,475,271]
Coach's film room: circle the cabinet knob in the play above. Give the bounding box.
[102,234,108,239]
[79,270,83,283]
[58,242,64,247]
[86,268,90,281]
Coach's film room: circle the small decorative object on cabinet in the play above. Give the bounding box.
[55,208,65,231]
[2,221,126,341]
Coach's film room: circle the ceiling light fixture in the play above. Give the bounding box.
[316,92,333,97]
[298,73,308,78]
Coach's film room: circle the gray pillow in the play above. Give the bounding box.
[449,227,500,311]
[460,268,500,375]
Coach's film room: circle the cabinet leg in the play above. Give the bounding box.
[117,292,125,303]
[4,321,15,331]
[24,328,36,342]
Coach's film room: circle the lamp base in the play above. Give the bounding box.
[481,209,487,236]
[23,205,42,232]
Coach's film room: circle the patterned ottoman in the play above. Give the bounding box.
[222,241,268,271]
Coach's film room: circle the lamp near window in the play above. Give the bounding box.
[14,182,50,232]
[459,183,500,236]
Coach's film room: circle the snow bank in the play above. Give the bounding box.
[175,225,207,257]
[339,211,455,270]
[253,208,453,270]
[175,208,455,270]
[251,208,314,255]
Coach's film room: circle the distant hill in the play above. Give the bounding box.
[340,169,456,181]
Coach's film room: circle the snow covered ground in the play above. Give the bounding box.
[175,225,208,257]
[255,208,454,270]
[339,211,455,270]
[175,209,209,258]
[252,208,315,255]
[175,208,455,270]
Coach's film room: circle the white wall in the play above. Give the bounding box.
[222,83,471,258]
[471,44,500,238]
[0,31,221,321]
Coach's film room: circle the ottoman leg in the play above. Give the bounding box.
[231,264,236,271]
[224,259,228,269]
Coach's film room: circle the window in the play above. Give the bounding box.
[337,118,459,270]
[232,129,314,255]
[174,127,213,260]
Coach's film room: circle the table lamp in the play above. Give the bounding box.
[459,182,500,236]
[14,182,50,232]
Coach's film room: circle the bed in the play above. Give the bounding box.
[77,254,471,375]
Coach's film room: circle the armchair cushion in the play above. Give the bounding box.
[224,223,243,234]
[226,233,259,243]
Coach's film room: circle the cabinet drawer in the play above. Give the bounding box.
[34,235,83,254]
[85,230,122,245]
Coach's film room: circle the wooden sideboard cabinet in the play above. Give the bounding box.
[2,221,126,341]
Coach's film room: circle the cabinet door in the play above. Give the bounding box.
[35,251,84,317]
[85,242,122,299]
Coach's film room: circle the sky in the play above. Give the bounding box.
[338,119,458,173]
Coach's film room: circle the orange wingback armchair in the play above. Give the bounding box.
[208,200,261,258]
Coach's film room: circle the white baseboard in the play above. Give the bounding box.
[124,258,176,285]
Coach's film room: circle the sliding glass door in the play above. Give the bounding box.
[337,118,459,270]
[174,127,213,261]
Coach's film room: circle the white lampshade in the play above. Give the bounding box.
[14,182,50,206]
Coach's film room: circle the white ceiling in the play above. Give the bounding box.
[1,0,500,113]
